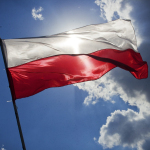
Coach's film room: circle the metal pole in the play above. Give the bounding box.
[12,101,26,150]
[0,38,26,150]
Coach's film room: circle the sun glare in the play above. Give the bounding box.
[67,35,82,54]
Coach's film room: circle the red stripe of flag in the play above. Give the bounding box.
[8,49,148,100]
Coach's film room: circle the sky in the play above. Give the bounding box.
[0,0,150,150]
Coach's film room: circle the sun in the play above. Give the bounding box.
[66,35,82,54]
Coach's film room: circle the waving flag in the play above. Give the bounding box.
[1,19,148,100]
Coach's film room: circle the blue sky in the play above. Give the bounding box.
[0,0,150,150]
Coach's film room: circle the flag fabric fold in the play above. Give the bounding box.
[1,19,148,100]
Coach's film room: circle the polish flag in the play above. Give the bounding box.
[1,19,148,100]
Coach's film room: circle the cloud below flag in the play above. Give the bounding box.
[1,19,148,100]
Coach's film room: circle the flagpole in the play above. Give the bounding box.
[0,38,26,150]
[12,100,26,150]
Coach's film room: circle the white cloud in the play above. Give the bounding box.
[6,100,12,102]
[74,72,120,105]
[32,7,44,20]
[95,0,131,21]
[1,145,6,150]
[74,71,150,112]
[74,68,150,149]
[90,8,97,12]
[94,0,142,47]
[98,109,150,150]
[93,137,97,141]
